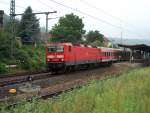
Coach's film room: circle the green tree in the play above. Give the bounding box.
[19,6,40,43]
[0,31,11,59]
[50,13,85,43]
[86,30,104,46]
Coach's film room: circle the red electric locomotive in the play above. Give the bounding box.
[46,43,130,72]
[46,43,101,72]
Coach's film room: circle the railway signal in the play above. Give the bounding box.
[10,0,15,58]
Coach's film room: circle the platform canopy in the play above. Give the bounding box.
[118,44,150,52]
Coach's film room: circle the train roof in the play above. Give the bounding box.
[47,43,95,48]
[46,43,72,46]
[46,43,128,51]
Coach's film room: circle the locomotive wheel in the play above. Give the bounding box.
[60,66,67,73]
[71,65,77,72]
[51,70,57,74]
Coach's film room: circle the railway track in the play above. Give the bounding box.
[0,64,102,87]
[0,62,142,108]
[0,70,48,78]
[0,71,51,87]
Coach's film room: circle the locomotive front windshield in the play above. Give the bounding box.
[48,46,64,52]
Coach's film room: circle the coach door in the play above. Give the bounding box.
[67,45,73,65]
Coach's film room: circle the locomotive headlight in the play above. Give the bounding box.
[56,55,64,58]
[47,55,55,58]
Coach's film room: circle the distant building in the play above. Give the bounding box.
[40,32,52,43]
[103,36,110,47]
[21,37,36,46]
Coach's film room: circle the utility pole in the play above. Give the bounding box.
[47,16,60,43]
[120,23,123,45]
[10,0,15,58]
[45,11,58,43]
[46,13,49,43]
[121,31,123,44]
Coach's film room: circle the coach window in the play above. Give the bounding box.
[68,46,72,52]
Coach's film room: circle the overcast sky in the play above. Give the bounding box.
[0,0,150,40]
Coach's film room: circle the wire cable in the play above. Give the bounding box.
[36,0,54,10]
[48,0,144,38]
[79,0,143,36]
[48,0,122,29]
[0,1,41,13]
[80,0,128,24]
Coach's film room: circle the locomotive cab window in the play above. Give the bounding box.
[48,46,64,52]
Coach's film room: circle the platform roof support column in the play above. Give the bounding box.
[130,49,133,63]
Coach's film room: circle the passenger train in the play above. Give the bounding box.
[46,43,130,73]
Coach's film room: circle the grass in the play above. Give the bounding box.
[1,67,150,113]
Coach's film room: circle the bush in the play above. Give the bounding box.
[0,62,8,74]
[14,46,45,70]
[0,31,11,59]
[14,49,32,70]
[0,35,46,73]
